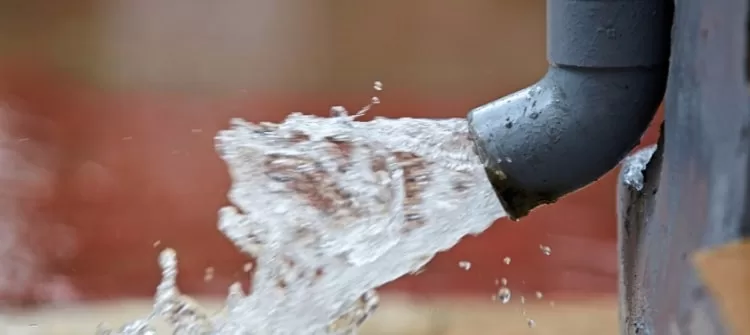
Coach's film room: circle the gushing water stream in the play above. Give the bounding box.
[99,105,507,335]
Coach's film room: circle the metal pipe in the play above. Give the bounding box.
[467,0,673,220]
[617,142,660,335]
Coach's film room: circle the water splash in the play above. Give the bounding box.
[0,104,78,305]
[101,107,505,334]
[539,245,552,256]
[496,287,511,304]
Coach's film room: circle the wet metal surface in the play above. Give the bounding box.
[617,0,750,334]
[468,0,671,219]
[618,144,660,335]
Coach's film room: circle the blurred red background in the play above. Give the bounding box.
[0,0,662,307]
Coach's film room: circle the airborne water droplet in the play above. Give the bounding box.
[204,267,215,282]
[503,256,511,265]
[371,96,381,105]
[540,245,552,255]
[535,291,543,299]
[373,81,383,91]
[527,319,536,328]
[458,261,471,270]
[497,287,511,304]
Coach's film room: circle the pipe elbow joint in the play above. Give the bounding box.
[468,0,673,220]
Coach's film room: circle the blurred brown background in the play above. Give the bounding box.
[0,0,661,309]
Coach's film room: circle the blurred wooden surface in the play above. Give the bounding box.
[1,295,618,335]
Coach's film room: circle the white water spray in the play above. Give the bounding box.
[101,93,506,335]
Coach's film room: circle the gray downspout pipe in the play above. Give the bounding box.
[467,0,673,220]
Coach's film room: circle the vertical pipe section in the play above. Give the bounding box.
[617,143,660,335]
[467,0,673,220]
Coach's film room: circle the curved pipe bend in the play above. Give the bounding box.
[468,0,673,220]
